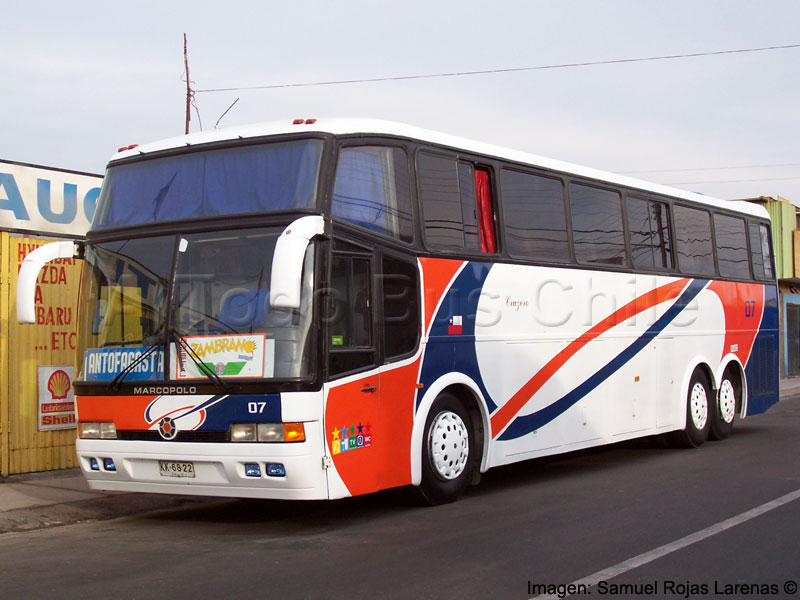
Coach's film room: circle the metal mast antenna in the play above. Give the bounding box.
[184,33,192,134]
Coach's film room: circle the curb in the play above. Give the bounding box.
[0,492,211,534]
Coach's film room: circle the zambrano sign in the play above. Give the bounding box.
[0,159,102,236]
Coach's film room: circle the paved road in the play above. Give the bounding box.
[1,396,798,600]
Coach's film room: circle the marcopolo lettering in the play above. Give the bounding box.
[133,386,198,395]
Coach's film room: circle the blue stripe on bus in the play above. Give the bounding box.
[497,278,709,441]
[744,283,780,415]
[199,394,282,429]
[417,261,498,413]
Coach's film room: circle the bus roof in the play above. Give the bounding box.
[111,118,769,220]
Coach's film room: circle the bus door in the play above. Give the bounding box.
[323,243,422,497]
[324,242,382,496]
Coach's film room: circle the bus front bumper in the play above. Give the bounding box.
[76,422,329,501]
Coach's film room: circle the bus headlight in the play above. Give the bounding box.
[230,423,257,442]
[79,422,117,439]
[230,423,305,442]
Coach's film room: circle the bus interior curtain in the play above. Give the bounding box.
[101,142,320,227]
[332,148,387,234]
[475,169,496,253]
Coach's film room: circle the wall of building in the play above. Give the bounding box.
[1,234,84,474]
[764,199,796,280]
[0,161,101,475]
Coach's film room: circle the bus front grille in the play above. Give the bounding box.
[116,430,230,442]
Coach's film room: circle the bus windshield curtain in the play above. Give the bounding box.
[96,140,321,228]
[475,169,496,253]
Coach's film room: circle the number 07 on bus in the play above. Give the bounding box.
[17,119,779,504]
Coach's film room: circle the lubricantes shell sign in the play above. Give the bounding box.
[37,366,76,431]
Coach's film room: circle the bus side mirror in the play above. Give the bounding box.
[269,215,324,309]
[17,241,80,324]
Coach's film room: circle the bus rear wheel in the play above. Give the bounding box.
[668,369,711,448]
[417,393,474,505]
[709,374,737,440]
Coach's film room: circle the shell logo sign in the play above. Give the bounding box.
[47,369,71,399]
[37,366,76,430]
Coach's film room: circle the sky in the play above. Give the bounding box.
[2,0,799,202]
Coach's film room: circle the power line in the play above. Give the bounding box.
[195,43,800,93]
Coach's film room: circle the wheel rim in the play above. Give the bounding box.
[428,411,469,480]
[718,379,737,424]
[690,382,709,430]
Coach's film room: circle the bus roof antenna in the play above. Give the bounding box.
[215,98,240,129]
[183,33,192,134]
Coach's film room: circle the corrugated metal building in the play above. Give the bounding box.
[0,160,101,475]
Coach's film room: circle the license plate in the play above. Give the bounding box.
[159,460,195,478]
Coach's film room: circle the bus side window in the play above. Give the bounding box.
[627,197,673,270]
[419,152,496,253]
[714,213,750,279]
[748,221,765,278]
[759,223,775,279]
[674,205,715,276]
[569,183,627,266]
[500,169,569,262]
[457,162,481,251]
[332,146,413,242]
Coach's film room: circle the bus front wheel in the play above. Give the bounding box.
[669,369,711,448]
[417,393,474,505]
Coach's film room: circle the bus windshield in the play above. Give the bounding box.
[76,227,315,384]
[92,139,323,228]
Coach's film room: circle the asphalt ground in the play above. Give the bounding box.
[1,377,799,535]
[0,381,798,599]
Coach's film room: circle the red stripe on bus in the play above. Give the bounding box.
[707,281,765,367]
[490,278,690,438]
[76,395,157,429]
[419,258,465,336]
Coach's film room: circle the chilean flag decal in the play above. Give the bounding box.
[448,316,463,335]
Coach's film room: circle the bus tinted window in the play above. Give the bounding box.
[674,205,715,275]
[419,153,465,248]
[332,146,413,242]
[569,183,626,266]
[760,223,775,279]
[627,197,673,270]
[748,221,765,278]
[381,255,420,359]
[95,140,323,228]
[457,162,482,251]
[714,214,750,279]
[420,153,491,251]
[501,170,569,262]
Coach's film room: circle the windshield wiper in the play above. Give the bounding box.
[109,340,164,391]
[170,327,230,392]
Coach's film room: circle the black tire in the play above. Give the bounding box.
[668,369,712,448]
[417,393,474,505]
[709,373,737,441]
